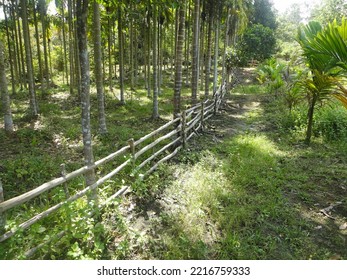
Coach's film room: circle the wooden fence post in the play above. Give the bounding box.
[60,164,70,198]
[181,110,187,148]
[213,94,218,115]
[128,138,136,168]
[200,101,205,132]
[60,164,72,232]
[0,179,5,235]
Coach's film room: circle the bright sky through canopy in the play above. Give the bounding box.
[272,0,320,14]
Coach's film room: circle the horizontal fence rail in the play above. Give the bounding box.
[0,82,227,257]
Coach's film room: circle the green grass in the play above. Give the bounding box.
[1,69,346,259]
[117,133,346,259]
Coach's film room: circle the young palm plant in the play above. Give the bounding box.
[297,20,347,144]
[304,18,347,108]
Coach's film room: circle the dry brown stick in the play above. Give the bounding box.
[320,202,342,220]
[134,117,180,146]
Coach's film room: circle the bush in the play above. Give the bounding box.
[239,24,276,63]
[314,104,347,141]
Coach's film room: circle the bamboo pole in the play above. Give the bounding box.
[135,127,180,159]
[25,230,66,259]
[0,82,229,246]
[0,145,129,213]
[204,101,214,111]
[0,159,131,243]
[181,110,187,148]
[205,112,214,122]
[186,113,202,134]
[134,117,180,146]
[145,146,182,176]
[185,102,201,114]
[186,122,202,142]
[186,111,201,127]
[204,106,214,117]
[136,136,181,172]
[201,101,205,131]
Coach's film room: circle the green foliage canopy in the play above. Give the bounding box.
[239,24,276,62]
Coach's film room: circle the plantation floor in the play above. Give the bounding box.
[105,72,347,260]
[1,69,346,260]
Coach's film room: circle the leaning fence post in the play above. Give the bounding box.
[60,164,72,232]
[128,138,136,168]
[200,101,205,132]
[0,179,5,235]
[213,93,218,115]
[181,110,187,148]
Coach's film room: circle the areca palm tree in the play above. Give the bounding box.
[297,20,347,144]
[300,19,347,108]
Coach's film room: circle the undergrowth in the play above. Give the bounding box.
[1,69,346,259]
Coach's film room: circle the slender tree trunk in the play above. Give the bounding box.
[144,24,148,90]
[48,33,54,84]
[39,0,50,89]
[76,0,97,203]
[205,14,213,99]
[129,2,134,90]
[61,0,69,85]
[3,1,16,96]
[305,95,318,145]
[9,4,19,92]
[0,39,14,132]
[113,21,118,80]
[213,17,220,93]
[33,3,45,94]
[21,0,38,115]
[17,6,26,89]
[185,2,191,86]
[107,11,113,91]
[171,21,175,73]
[152,5,159,119]
[118,7,125,104]
[199,15,205,91]
[191,0,200,104]
[134,28,138,86]
[68,0,75,95]
[158,20,163,95]
[74,1,81,98]
[93,0,107,134]
[146,7,151,98]
[222,8,230,82]
[173,2,186,118]
[173,8,179,80]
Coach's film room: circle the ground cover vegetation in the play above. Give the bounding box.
[0,0,346,259]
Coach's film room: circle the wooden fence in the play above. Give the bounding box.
[0,82,226,257]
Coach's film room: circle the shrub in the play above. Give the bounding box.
[239,24,276,63]
[314,104,347,141]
